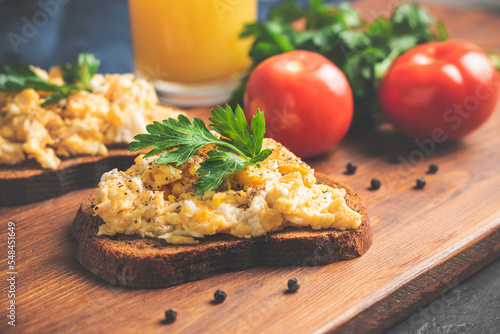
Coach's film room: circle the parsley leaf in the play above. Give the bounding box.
[487,50,500,72]
[0,53,100,107]
[41,91,70,107]
[209,105,265,157]
[195,150,249,195]
[61,53,100,90]
[0,63,66,92]
[128,105,272,195]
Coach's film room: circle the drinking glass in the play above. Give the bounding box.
[129,0,257,107]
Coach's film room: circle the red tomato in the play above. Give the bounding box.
[379,39,499,140]
[244,50,353,158]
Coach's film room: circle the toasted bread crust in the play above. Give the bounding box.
[0,148,138,206]
[71,173,372,288]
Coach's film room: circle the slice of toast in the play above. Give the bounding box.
[0,147,140,206]
[71,173,372,288]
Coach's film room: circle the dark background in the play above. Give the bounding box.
[1,0,497,72]
[0,0,498,71]
[0,0,499,333]
[0,0,340,73]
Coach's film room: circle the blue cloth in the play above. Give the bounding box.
[0,0,341,73]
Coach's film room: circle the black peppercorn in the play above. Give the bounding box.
[345,161,357,174]
[164,309,177,324]
[428,164,438,174]
[415,177,426,189]
[370,178,381,190]
[287,278,300,292]
[391,155,402,164]
[213,289,227,303]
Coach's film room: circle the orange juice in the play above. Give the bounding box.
[129,0,256,84]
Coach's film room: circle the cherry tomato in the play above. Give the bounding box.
[379,39,499,140]
[244,50,353,158]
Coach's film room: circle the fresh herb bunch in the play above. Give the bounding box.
[0,53,100,107]
[128,105,272,195]
[229,1,448,127]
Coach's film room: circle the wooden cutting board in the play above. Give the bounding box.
[1,1,500,333]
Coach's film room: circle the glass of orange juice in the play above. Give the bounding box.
[129,0,257,107]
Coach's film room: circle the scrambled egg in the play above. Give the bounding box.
[0,67,182,169]
[94,138,361,244]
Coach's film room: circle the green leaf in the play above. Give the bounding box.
[269,1,304,24]
[0,53,101,107]
[486,50,500,72]
[250,110,266,154]
[129,115,224,164]
[388,34,419,51]
[40,91,69,107]
[437,21,448,41]
[195,150,248,195]
[264,22,295,53]
[196,148,272,195]
[61,64,77,85]
[247,148,272,165]
[128,105,272,194]
[373,47,401,81]
[339,30,370,50]
[79,54,100,89]
[1,63,57,92]
[209,105,261,157]
[306,0,335,29]
[335,3,362,28]
[61,53,100,90]
[392,3,432,28]
[156,144,206,166]
[4,63,39,77]
[248,41,282,63]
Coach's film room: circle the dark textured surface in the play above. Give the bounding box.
[387,258,500,334]
[0,0,133,73]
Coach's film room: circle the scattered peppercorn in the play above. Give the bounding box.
[391,155,402,164]
[213,290,227,303]
[370,178,381,190]
[164,309,177,324]
[287,278,300,292]
[428,164,439,174]
[415,177,426,189]
[345,161,357,174]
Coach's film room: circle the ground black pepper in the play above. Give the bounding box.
[213,290,227,303]
[415,177,426,189]
[427,164,439,174]
[370,178,381,190]
[164,309,177,324]
[345,162,357,174]
[287,278,300,292]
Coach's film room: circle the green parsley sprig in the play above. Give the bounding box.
[229,1,448,128]
[128,105,272,195]
[0,53,100,107]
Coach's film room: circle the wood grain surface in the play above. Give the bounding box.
[1,0,500,333]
